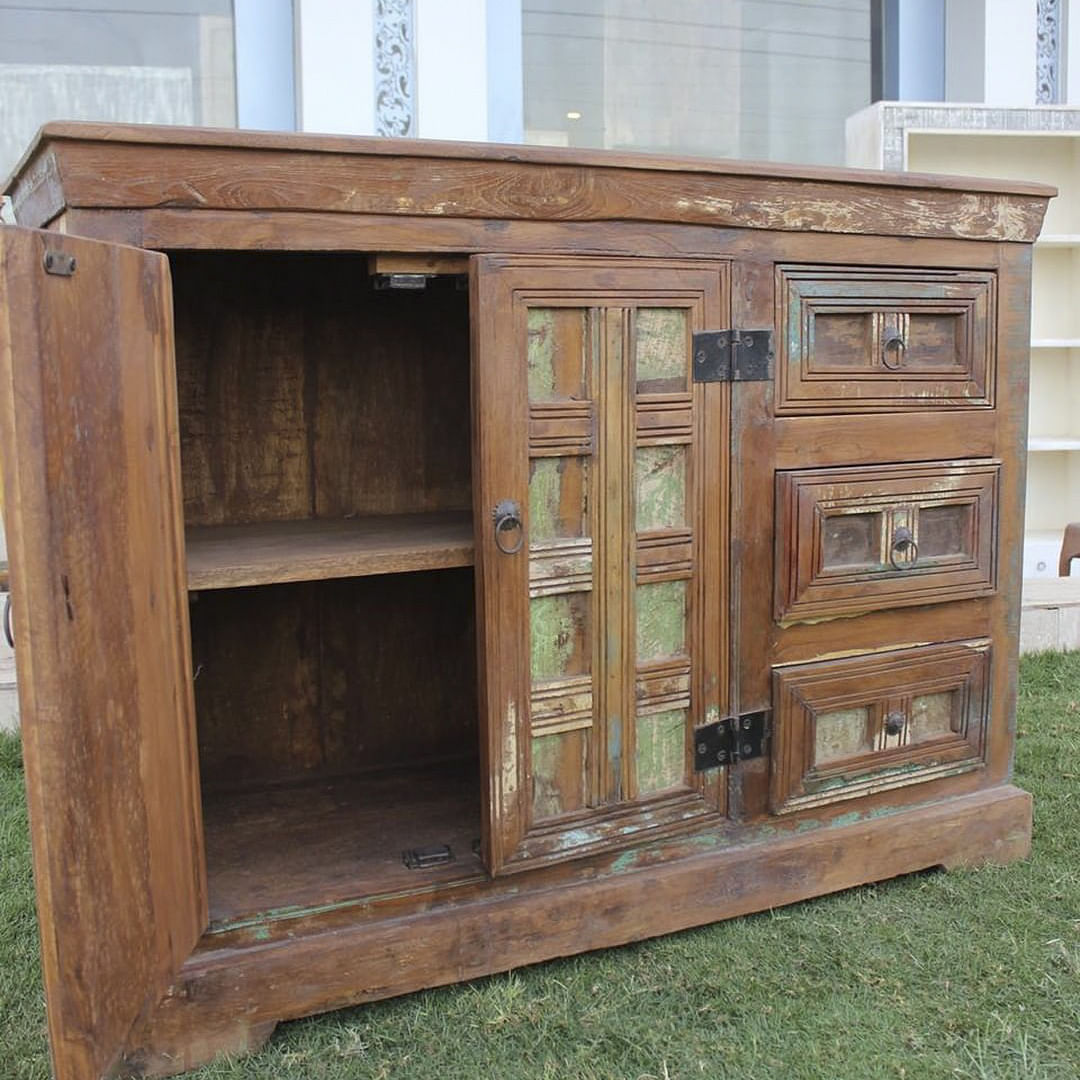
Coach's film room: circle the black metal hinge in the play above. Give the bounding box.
[693,711,770,771]
[692,329,773,382]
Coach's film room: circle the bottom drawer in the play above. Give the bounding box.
[770,640,990,814]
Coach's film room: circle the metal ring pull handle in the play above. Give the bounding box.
[888,525,919,570]
[492,499,524,555]
[881,331,906,370]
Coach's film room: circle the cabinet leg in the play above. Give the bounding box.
[116,1012,277,1078]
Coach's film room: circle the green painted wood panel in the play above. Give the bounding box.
[636,708,686,794]
[635,445,687,532]
[532,731,588,820]
[635,307,688,394]
[530,592,591,682]
[635,580,687,663]
[527,307,588,403]
[530,456,589,542]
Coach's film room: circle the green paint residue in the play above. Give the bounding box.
[530,457,587,542]
[636,580,687,662]
[527,308,558,402]
[635,308,688,392]
[635,445,686,532]
[531,593,588,681]
[532,733,588,820]
[527,307,586,402]
[636,709,686,794]
[531,733,564,820]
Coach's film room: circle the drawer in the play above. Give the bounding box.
[776,266,996,413]
[775,460,999,623]
[770,640,990,814]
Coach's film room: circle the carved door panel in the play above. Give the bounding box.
[472,256,730,874]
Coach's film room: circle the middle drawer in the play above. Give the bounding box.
[775,459,1000,623]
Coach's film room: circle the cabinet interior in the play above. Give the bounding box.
[171,252,482,925]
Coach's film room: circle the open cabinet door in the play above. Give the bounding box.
[0,228,205,1080]
[473,255,730,875]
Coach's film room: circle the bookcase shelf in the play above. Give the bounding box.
[185,511,474,590]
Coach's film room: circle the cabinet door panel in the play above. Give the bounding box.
[473,256,729,874]
[776,266,996,412]
[776,459,999,622]
[771,641,991,814]
[0,228,205,1079]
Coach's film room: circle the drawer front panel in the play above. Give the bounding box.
[776,460,999,623]
[776,266,996,413]
[771,641,991,814]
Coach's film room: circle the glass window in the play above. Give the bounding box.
[522,0,871,166]
[0,1,237,181]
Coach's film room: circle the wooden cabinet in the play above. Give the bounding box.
[0,124,1050,1080]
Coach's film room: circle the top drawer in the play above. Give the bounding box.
[776,266,996,413]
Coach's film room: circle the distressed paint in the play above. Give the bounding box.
[529,456,588,542]
[636,580,687,662]
[635,445,687,532]
[527,306,587,403]
[636,708,686,793]
[530,592,589,681]
[786,759,981,814]
[531,731,586,820]
[635,307,688,393]
[910,691,956,742]
[814,707,871,764]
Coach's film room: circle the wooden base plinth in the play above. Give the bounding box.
[119,784,1032,1077]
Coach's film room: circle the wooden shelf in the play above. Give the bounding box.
[1037,233,1080,247]
[203,764,483,926]
[1028,436,1080,452]
[1031,338,1080,349]
[186,511,474,590]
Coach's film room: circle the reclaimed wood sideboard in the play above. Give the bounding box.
[0,124,1052,1080]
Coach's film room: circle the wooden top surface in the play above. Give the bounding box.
[4,122,1055,243]
[7,121,1057,197]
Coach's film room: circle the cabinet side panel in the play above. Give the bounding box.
[0,227,205,1080]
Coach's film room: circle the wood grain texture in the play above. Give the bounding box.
[770,640,991,813]
[774,459,1000,622]
[119,784,1032,1077]
[44,209,1024,266]
[203,765,483,925]
[185,511,473,589]
[0,134,1041,1079]
[6,126,1052,242]
[473,257,729,875]
[171,253,471,527]
[775,266,996,413]
[0,227,205,1080]
[190,569,478,793]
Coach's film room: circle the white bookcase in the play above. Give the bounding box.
[847,104,1080,649]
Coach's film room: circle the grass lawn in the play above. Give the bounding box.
[1,650,1078,1080]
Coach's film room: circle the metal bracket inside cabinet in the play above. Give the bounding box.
[692,329,773,382]
[693,711,770,771]
[403,843,455,869]
[372,273,430,290]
